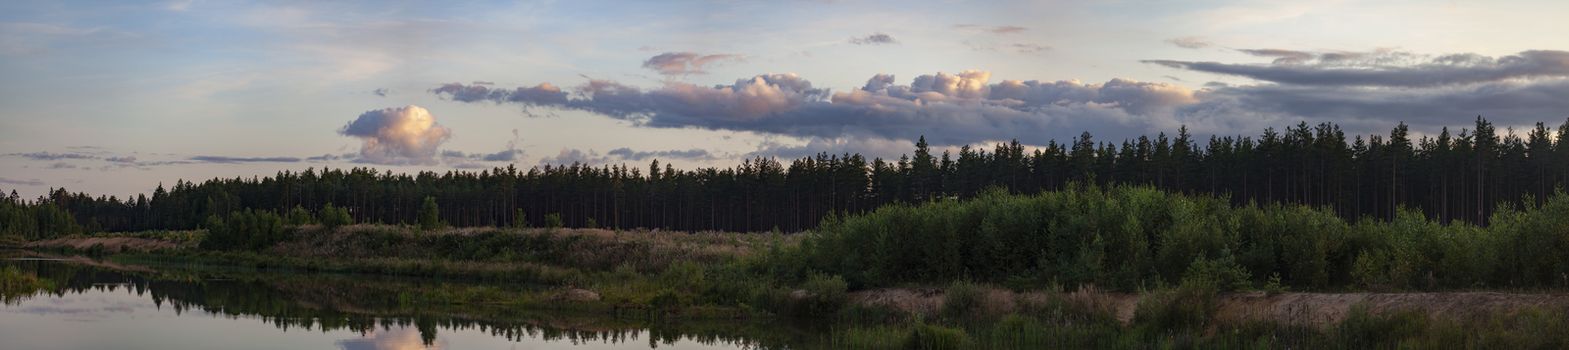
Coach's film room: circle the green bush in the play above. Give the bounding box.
[941,281,987,321]
[543,213,563,229]
[904,322,973,349]
[1133,282,1218,332]
[285,205,314,226]
[201,209,287,251]
[319,203,353,230]
[1182,254,1252,291]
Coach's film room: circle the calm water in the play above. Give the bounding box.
[0,255,798,349]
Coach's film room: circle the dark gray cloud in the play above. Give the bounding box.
[306,153,355,162]
[441,149,521,162]
[189,156,302,163]
[606,148,713,161]
[432,82,567,105]
[849,33,897,45]
[1146,50,1569,87]
[1187,79,1569,128]
[538,147,717,166]
[1166,37,1211,49]
[10,151,97,161]
[0,177,45,186]
[339,105,451,165]
[105,156,137,163]
[538,148,609,166]
[641,52,742,76]
[372,88,389,97]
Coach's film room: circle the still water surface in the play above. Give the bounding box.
[0,256,788,349]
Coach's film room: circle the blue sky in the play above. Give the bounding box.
[3,0,1569,198]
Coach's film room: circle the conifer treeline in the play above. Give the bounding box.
[4,117,1568,237]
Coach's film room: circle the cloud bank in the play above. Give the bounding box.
[436,48,1569,150]
[433,71,1205,145]
[339,105,452,165]
[1146,49,1569,87]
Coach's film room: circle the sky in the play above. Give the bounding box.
[3,0,1568,198]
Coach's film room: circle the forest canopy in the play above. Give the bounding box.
[4,117,1569,238]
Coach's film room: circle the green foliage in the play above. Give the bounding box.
[285,205,314,226]
[418,196,443,231]
[319,203,353,230]
[1182,254,1253,292]
[789,184,1569,291]
[200,209,287,251]
[584,217,598,229]
[1133,282,1218,332]
[0,199,81,240]
[543,213,563,229]
[904,322,974,349]
[512,209,529,228]
[941,281,987,321]
[795,272,848,316]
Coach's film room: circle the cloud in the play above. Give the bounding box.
[538,148,610,166]
[748,136,914,160]
[849,33,897,45]
[1187,78,1569,128]
[306,153,355,161]
[372,88,389,97]
[641,52,742,76]
[1166,37,1211,49]
[1235,48,1316,64]
[1146,49,1569,87]
[440,47,1569,146]
[434,71,1198,145]
[10,152,98,161]
[440,129,523,167]
[337,327,445,350]
[105,156,137,163]
[0,177,45,186]
[339,105,452,165]
[432,82,568,106]
[538,147,717,166]
[963,41,1050,54]
[1011,43,1049,54]
[606,148,713,161]
[955,24,1027,34]
[189,156,302,163]
[47,162,78,169]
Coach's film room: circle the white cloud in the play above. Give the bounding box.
[339,105,452,165]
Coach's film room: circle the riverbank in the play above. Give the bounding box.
[14,225,1569,348]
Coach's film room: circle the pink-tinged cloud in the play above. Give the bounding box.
[641,52,742,76]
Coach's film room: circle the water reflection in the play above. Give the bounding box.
[0,254,802,349]
[338,327,444,350]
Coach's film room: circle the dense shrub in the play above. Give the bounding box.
[319,203,353,230]
[940,281,987,321]
[201,209,287,251]
[544,213,564,229]
[790,184,1569,291]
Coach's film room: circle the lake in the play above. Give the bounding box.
[0,255,801,349]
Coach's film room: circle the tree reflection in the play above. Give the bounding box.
[1,257,803,349]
